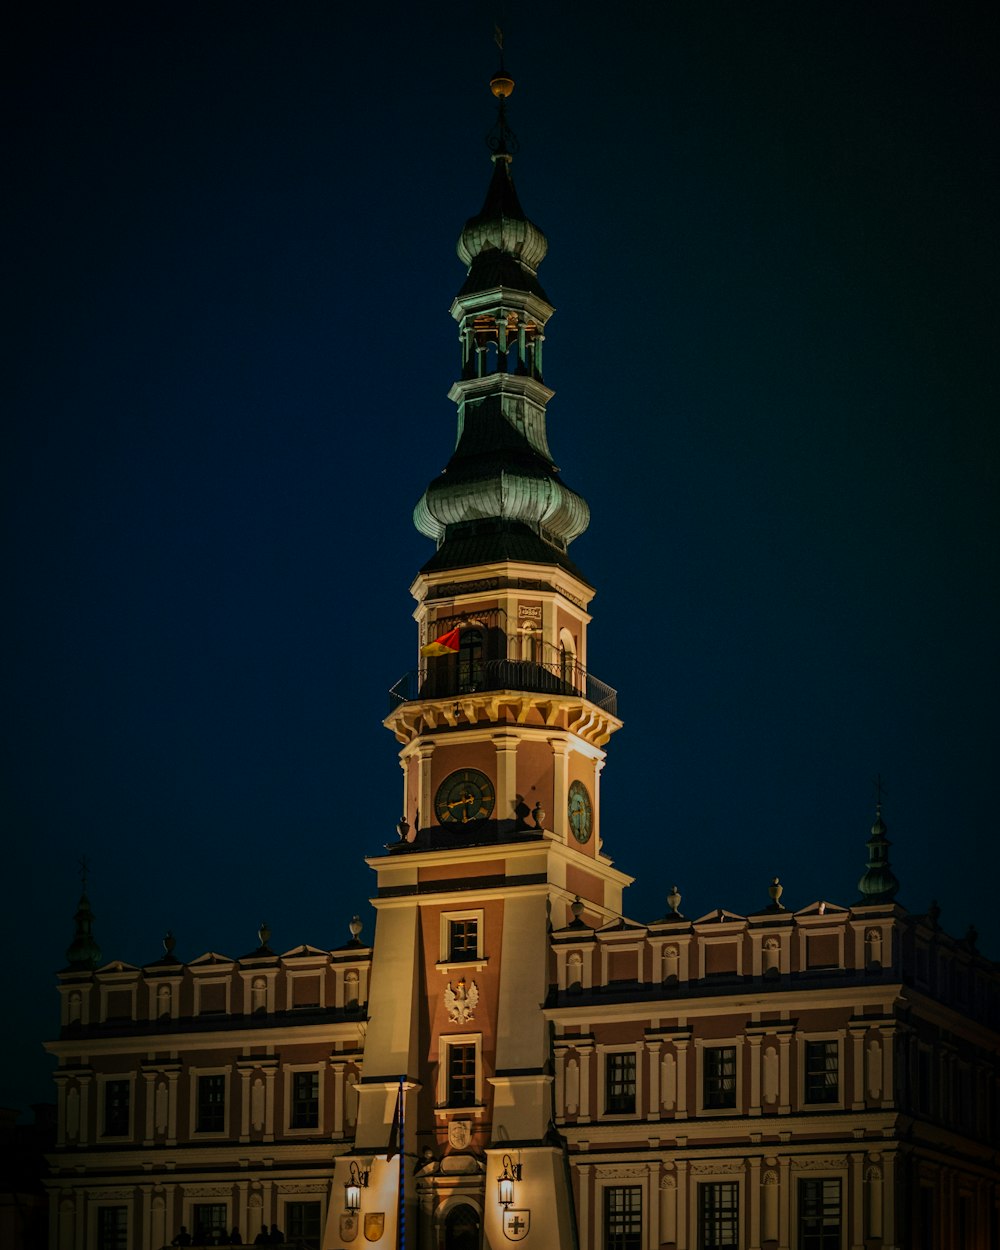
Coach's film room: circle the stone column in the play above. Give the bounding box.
[77,1074,92,1146]
[576,1164,590,1249]
[54,1076,68,1148]
[237,1181,249,1244]
[762,1165,779,1245]
[263,1066,277,1141]
[647,1040,661,1121]
[850,1026,866,1109]
[578,1044,593,1122]
[879,1024,895,1106]
[239,1065,252,1142]
[675,1039,689,1119]
[748,1156,761,1250]
[143,1071,157,1144]
[550,739,569,838]
[166,1070,179,1145]
[675,1159,688,1250]
[416,742,435,831]
[778,1157,791,1250]
[140,1185,152,1250]
[553,1046,567,1122]
[594,757,606,849]
[646,1162,660,1249]
[748,1035,762,1116]
[777,1035,791,1114]
[493,733,519,825]
[660,1169,677,1245]
[850,1153,864,1250]
[330,1061,346,1138]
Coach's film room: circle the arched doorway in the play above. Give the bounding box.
[444,1202,481,1250]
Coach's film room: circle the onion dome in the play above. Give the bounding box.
[458,155,548,275]
[857,806,900,904]
[65,890,102,971]
[413,62,589,576]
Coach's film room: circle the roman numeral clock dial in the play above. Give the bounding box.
[434,768,496,825]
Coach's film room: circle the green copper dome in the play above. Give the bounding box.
[414,122,589,569]
[65,890,102,971]
[857,807,900,904]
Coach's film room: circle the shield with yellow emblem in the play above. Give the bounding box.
[363,1211,385,1241]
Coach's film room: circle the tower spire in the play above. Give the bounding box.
[857,794,900,904]
[65,860,102,971]
[413,56,589,577]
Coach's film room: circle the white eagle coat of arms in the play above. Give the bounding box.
[444,978,479,1024]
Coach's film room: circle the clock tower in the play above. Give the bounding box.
[350,62,627,1248]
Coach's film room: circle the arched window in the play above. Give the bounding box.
[559,628,577,689]
[458,629,483,693]
[445,1204,481,1250]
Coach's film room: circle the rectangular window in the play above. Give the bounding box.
[447,1043,477,1107]
[291,1071,319,1129]
[449,918,479,961]
[96,1207,127,1250]
[604,1186,642,1250]
[704,1046,737,1109]
[804,1041,839,1104]
[193,1204,227,1243]
[605,1052,636,1115]
[196,1074,226,1133]
[286,1201,322,1250]
[103,1079,130,1136]
[699,1182,738,1248]
[799,1179,841,1250]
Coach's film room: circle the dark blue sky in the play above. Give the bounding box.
[4,3,997,1114]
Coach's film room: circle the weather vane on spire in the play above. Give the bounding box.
[487,25,518,155]
[873,773,887,813]
[79,854,91,891]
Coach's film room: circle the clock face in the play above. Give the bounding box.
[567,780,593,844]
[435,769,496,825]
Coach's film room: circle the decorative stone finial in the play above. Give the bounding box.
[163,930,176,956]
[396,816,410,841]
[667,885,682,917]
[532,801,546,829]
[571,897,584,921]
[768,877,784,909]
[349,915,363,941]
[257,921,272,950]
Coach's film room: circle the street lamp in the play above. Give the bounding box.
[497,1154,522,1207]
[345,1160,369,1212]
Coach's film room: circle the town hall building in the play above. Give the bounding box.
[44,61,1000,1250]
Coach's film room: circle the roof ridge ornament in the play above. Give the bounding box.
[486,26,518,156]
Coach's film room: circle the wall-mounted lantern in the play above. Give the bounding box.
[345,1160,369,1212]
[497,1154,522,1207]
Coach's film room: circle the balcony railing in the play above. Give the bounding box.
[388,657,617,716]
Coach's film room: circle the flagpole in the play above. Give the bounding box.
[397,1077,405,1250]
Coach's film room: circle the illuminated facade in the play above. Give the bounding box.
[45,67,999,1250]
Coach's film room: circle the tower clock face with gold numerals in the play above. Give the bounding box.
[567,780,593,843]
[435,769,496,825]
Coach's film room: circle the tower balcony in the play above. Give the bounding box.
[388,656,617,717]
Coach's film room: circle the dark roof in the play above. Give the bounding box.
[421,519,589,582]
[456,250,550,303]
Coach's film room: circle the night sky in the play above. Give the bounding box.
[4,3,998,1115]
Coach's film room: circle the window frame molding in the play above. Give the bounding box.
[597,1043,643,1120]
[190,1066,231,1138]
[692,1172,743,1250]
[438,909,487,971]
[97,1071,137,1142]
[798,1032,845,1112]
[283,1063,324,1136]
[435,1032,485,1116]
[594,1175,648,1250]
[792,1167,849,1250]
[695,1038,744,1117]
